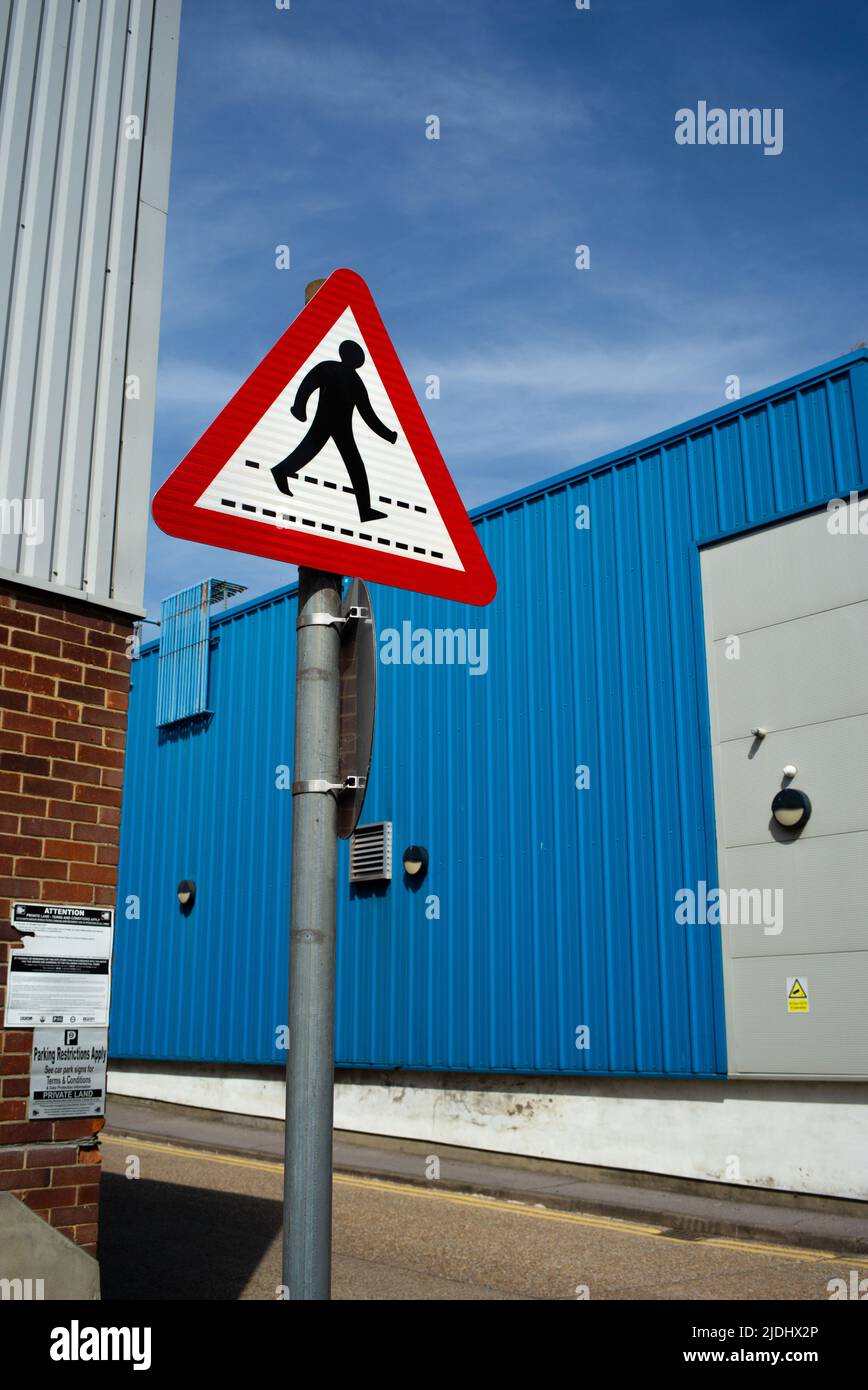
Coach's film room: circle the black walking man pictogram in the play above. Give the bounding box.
[263,340,397,523]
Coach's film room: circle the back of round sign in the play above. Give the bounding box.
[337,577,376,839]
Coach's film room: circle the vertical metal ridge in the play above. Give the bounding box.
[20,0,100,584]
[0,3,41,400]
[0,0,71,575]
[85,0,152,598]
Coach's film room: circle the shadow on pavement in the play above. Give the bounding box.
[98,1171,282,1300]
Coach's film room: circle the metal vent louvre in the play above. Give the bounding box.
[349,822,392,882]
[156,578,246,727]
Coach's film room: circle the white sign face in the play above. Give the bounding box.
[5,903,115,1028]
[28,1027,108,1120]
[194,307,464,572]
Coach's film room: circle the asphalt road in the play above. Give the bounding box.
[98,1134,868,1301]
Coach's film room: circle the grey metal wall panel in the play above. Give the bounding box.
[725,834,868,958]
[0,2,41,409]
[715,713,868,847]
[0,6,12,78]
[83,0,154,601]
[21,0,101,587]
[0,0,180,614]
[701,506,868,637]
[702,502,868,1078]
[728,954,868,1078]
[53,1,131,595]
[138,0,179,216]
[113,0,180,607]
[710,602,868,740]
[0,0,71,576]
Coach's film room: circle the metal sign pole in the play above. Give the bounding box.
[282,278,341,1301]
[283,564,341,1299]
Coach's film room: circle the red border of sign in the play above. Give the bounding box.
[152,269,496,606]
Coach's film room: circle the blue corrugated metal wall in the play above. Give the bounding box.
[111,351,868,1076]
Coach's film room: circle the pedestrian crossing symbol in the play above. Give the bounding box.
[152,269,496,606]
[787,977,809,1013]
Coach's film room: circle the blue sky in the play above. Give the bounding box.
[144,0,868,618]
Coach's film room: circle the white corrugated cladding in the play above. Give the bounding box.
[0,0,181,615]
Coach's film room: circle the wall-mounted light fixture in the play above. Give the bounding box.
[771,788,811,831]
[402,845,429,880]
[177,879,196,911]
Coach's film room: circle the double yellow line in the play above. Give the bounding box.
[102,1133,868,1269]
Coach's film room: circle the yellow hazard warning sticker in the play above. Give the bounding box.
[787,977,809,1013]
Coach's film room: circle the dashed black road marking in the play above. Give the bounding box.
[260,469,427,514]
[219,497,445,560]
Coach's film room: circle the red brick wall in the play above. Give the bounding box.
[0,580,133,1257]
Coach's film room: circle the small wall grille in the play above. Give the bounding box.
[350,822,392,883]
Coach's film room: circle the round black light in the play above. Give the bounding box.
[771,788,811,830]
[177,879,196,911]
[402,845,429,879]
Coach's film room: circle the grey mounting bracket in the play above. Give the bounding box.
[296,613,347,633]
[291,775,367,797]
[295,606,370,634]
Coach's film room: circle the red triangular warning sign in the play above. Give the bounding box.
[152,269,496,605]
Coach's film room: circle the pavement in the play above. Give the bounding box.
[99,1095,868,1301]
[104,1094,868,1256]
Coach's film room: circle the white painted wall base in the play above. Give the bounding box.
[107,1062,868,1200]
